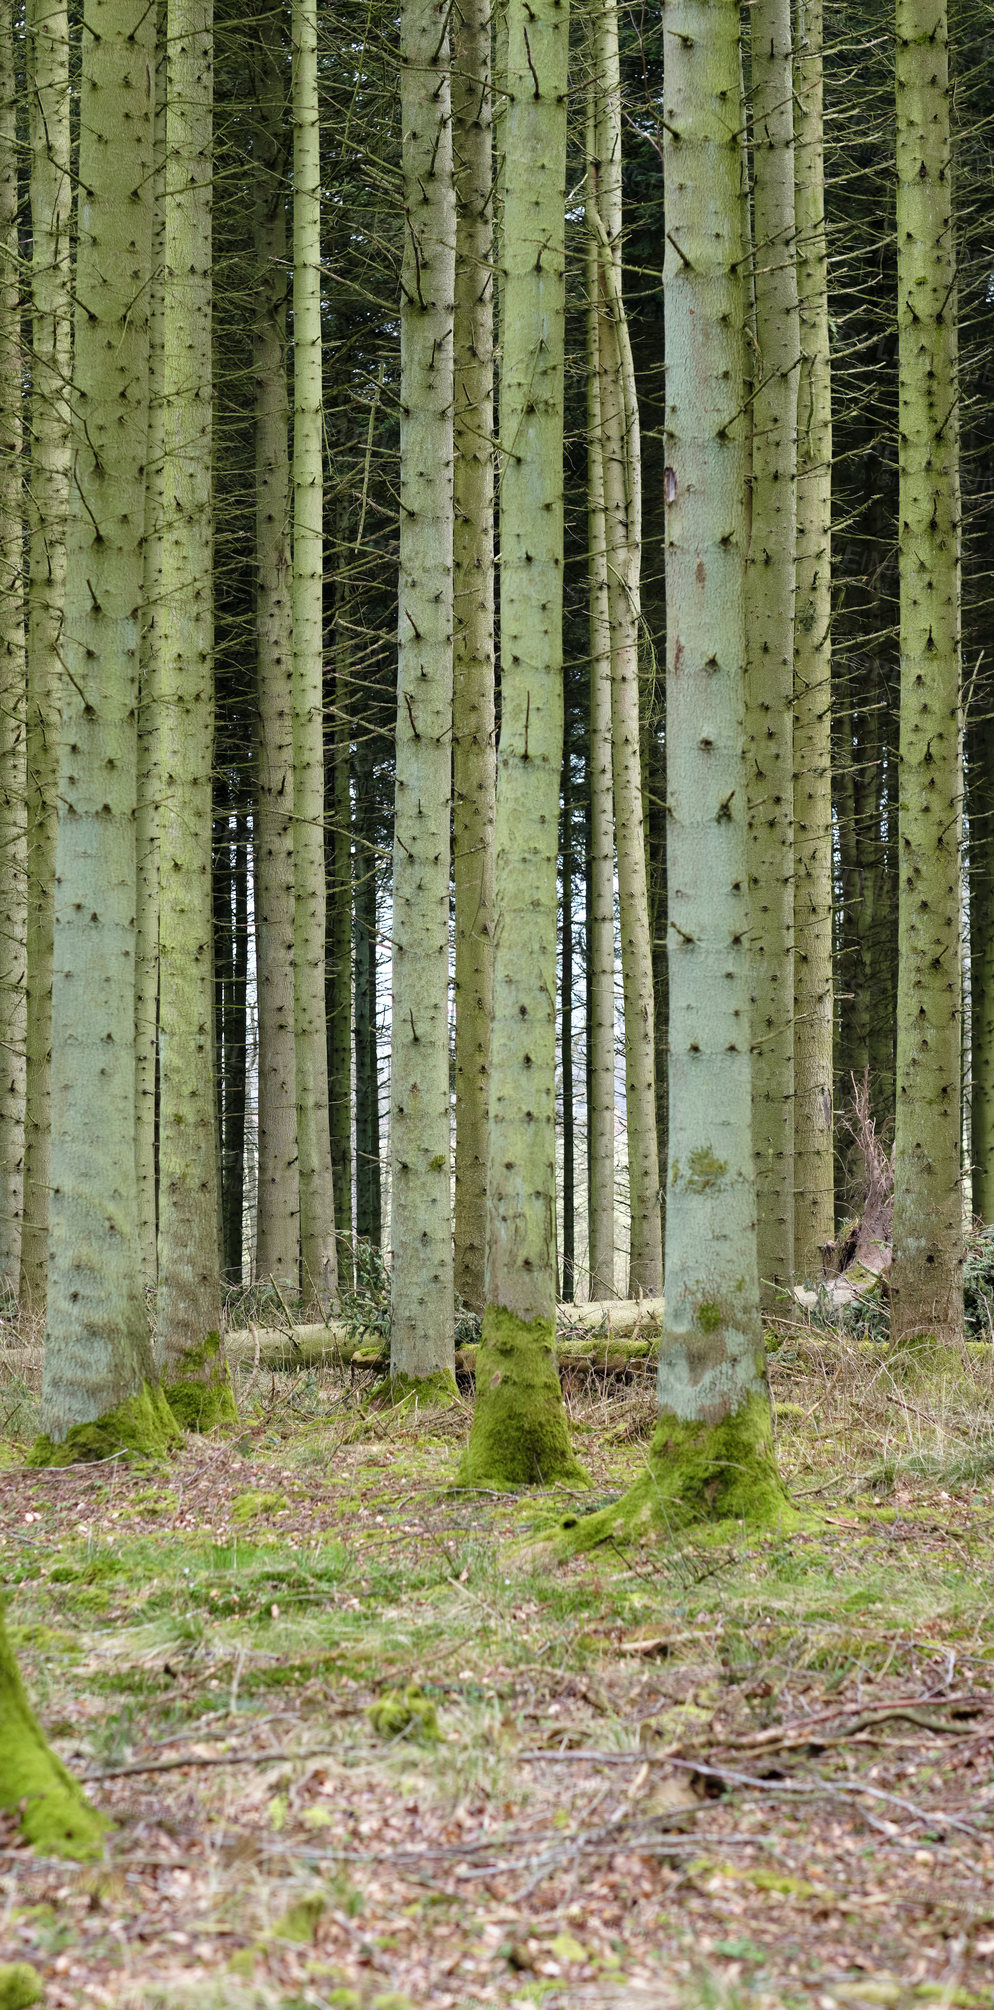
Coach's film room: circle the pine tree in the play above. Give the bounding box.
[0,0,26,1296]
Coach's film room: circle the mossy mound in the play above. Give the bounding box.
[458,1307,588,1488]
[0,1966,43,2010]
[366,1683,440,1742]
[164,1334,239,1431]
[28,1381,182,1468]
[557,1390,803,1551]
[0,1612,107,1860]
[230,1489,288,1525]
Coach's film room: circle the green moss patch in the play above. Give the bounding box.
[367,1683,440,1742]
[557,1389,801,1550]
[231,1489,289,1525]
[369,1367,459,1410]
[164,1331,240,1432]
[28,1381,181,1467]
[459,1307,587,1488]
[0,1965,43,2010]
[0,1612,106,1859]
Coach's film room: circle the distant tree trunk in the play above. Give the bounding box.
[461,0,583,1484]
[586,79,616,1302]
[890,0,964,1350]
[971,706,994,1221]
[388,0,457,1393]
[593,0,662,1298]
[292,0,338,1316]
[452,0,496,1317]
[561,750,575,1301]
[252,15,299,1291]
[21,0,71,1311]
[42,0,160,1441]
[354,737,381,1246]
[0,9,26,1296]
[792,0,835,1278]
[219,811,248,1280]
[157,0,223,1366]
[327,496,353,1285]
[745,0,800,1307]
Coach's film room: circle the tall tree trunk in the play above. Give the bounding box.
[327,500,353,1285]
[971,704,994,1221]
[593,0,662,1298]
[586,80,616,1302]
[745,0,800,1307]
[157,0,223,1366]
[569,0,792,1558]
[0,6,26,1296]
[388,0,457,1393]
[252,13,299,1291]
[452,0,496,1317]
[890,0,964,1350]
[220,810,249,1280]
[461,0,583,1484]
[292,0,338,1315]
[42,0,163,1442]
[560,749,575,1301]
[354,737,381,1246]
[21,0,71,1311]
[792,0,834,1277]
[135,26,165,1293]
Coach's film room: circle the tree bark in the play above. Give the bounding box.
[21,0,72,1311]
[252,12,300,1291]
[452,0,496,1317]
[745,0,800,1307]
[157,0,223,1364]
[890,0,964,1350]
[42,0,159,1440]
[388,0,457,1393]
[792,0,835,1277]
[461,0,583,1484]
[0,8,26,1296]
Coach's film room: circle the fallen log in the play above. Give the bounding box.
[223,1296,667,1374]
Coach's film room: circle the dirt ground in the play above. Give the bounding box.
[3,1333,994,2010]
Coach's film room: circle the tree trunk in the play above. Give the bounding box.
[971,703,994,1221]
[354,739,381,1246]
[252,13,300,1291]
[327,500,353,1285]
[563,0,792,1546]
[452,0,496,1317]
[585,77,616,1303]
[21,0,71,1312]
[792,0,835,1278]
[890,0,964,1350]
[745,0,800,1308]
[135,30,164,1293]
[461,0,583,1485]
[41,0,161,1443]
[593,0,662,1298]
[389,0,457,1393]
[291,0,337,1316]
[0,8,26,1297]
[157,0,224,1368]
[561,748,575,1301]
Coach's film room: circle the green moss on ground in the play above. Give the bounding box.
[0,1612,106,1859]
[164,1333,239,1431]
[0,1965,43,2010]
[557,1389,803,1550]
[230,1489,288,1524]
[458,1307,587,1488]
[367,1683,440,1742]
[28,1382,182,1467]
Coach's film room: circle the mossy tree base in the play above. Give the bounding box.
[0,1966,43,2010]
[0,1612,106,1859]
[369,1368,459,1411]
[28,1382,182,1467]
[557,1390,801,1551]
[459,1307,587,1488]
[164,1332,239,1431]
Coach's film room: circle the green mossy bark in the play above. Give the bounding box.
[0,1610,106,1859]
[28,1382,181,1467]
[558,1390,800,1550]
[370,1368,459,1411]
[163,1331,239,1431]
[459,1309,587,1488]
[0,1966,43,2010]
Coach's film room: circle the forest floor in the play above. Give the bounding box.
[3,1326,994,2010]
